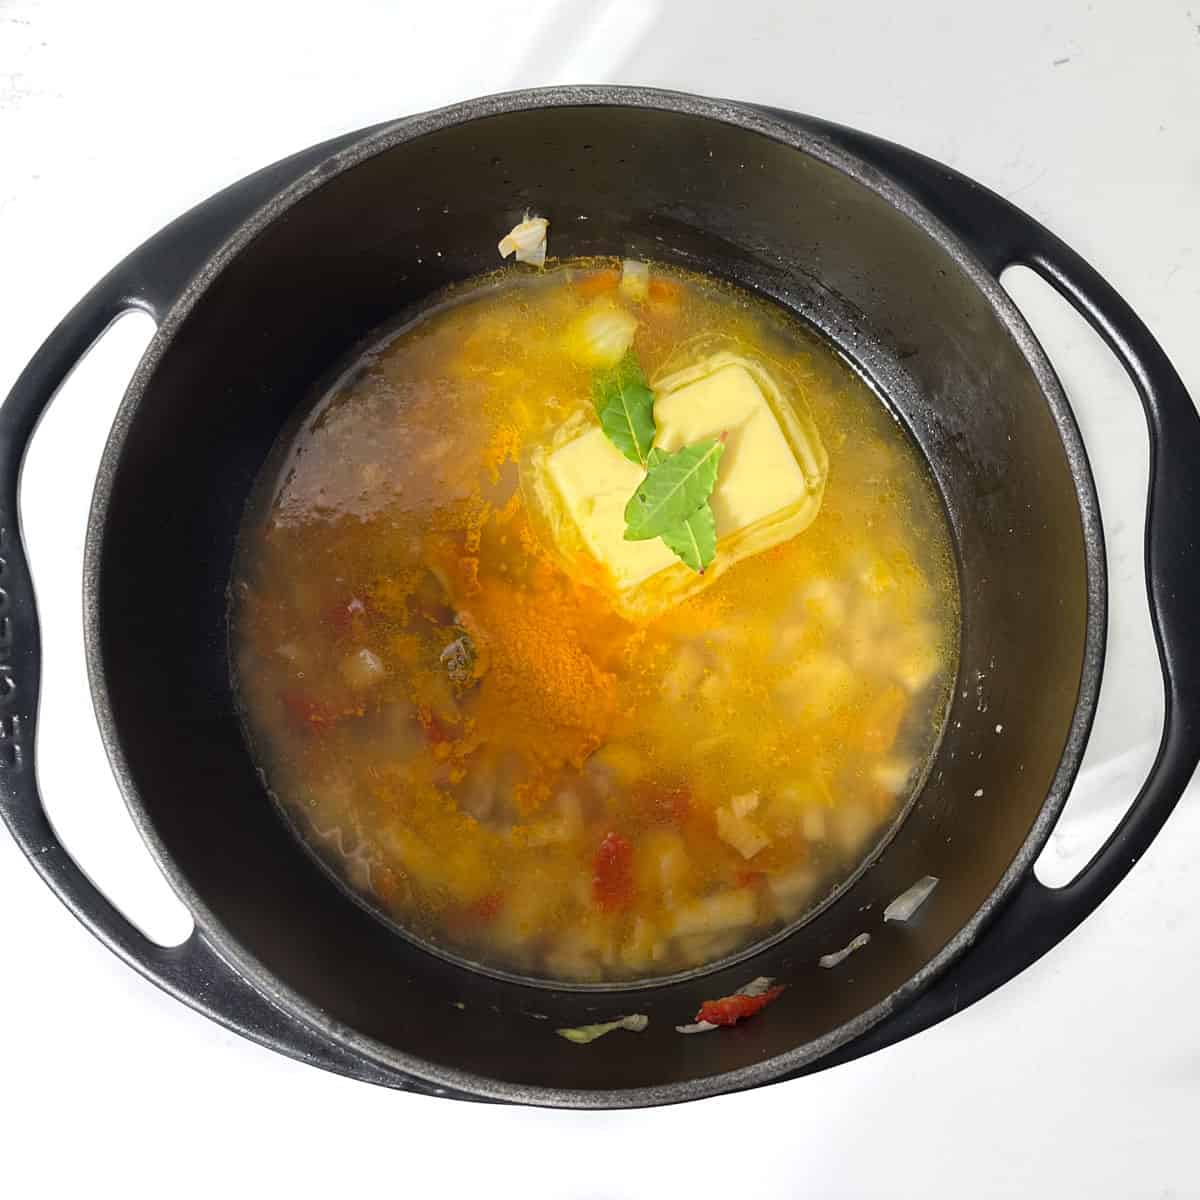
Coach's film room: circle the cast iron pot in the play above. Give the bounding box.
[2,87,1198,1107]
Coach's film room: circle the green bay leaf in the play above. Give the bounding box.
[592,352,655,467]
[659,501,717,573]
[623,438,724,541]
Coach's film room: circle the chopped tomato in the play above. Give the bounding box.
[696,985,785,1027]
[418,708,453,744]
[326,595,367,634]
[468,892,504,922]
[574,268,620,297]
[647,277,682,314]
[280,689,339,734]
[634,781,691,826]
[593,832,634,912]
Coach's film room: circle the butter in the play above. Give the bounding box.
[653,362,810,536]
[525,350,828,617]
[545,428,678,589]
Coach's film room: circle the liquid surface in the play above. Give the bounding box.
[231,260,959,983]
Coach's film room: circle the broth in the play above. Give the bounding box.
[231,259,959,983]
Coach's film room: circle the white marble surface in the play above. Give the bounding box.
[1,0,1198,1195]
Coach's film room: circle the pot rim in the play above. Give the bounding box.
[82,84,1106,1108]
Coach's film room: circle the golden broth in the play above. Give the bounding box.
[230,260,959,982]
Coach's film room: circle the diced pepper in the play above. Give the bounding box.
[280,689,339,734]
[634,781,691,825]
[468,892,504,922]
[695,985,785,1027]
[593,832,634,912]
[574,268,620,297]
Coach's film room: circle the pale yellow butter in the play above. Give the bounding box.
[545,428,678,589]
[526,350,828,617]
[653,362,810,536]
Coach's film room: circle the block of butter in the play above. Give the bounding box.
[522,351,828,618]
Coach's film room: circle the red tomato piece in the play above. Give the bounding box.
[592,832,634,912]
[280,689,338,734]
[574,268,620,297]
[468,892,503,922]
[695,985,786,1027]
[326,595,367,634]
[633,782,691,825]
[418,708,454,745]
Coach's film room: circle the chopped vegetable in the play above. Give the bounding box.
[557,1013,649,1044]
[675,1020,719,1034]
[592,352,656,467]
[735,976,776,997]
[624,439,724,542]
[440,633,478,687]
[568,300,638,366]
[670,888,756,936]
[715,804,770,859]
[620,259,650,302]
[280,689,340,733]
[468,892,504,922]
[593,831,634,912]
[339,647,386,690]
[694,976,785,1027]
[818,931,871,968]
[498,214,549,266]
[574,267,620,297]
[884,875,939,923]
[730,791,760,818]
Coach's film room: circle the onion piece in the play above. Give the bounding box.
[556,1013,649,1044]
[498,214,549,266]
[737,976,776,998]
[818,931,871,968]
[568,301,638,366]
[884,875,939,923]
[675,1020,719,1035]
[620,259,650,301]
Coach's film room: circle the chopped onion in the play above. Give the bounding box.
[737,975,776,998]
[340,647,385,690]
[729,790,760,819]
[498,214,549,266]
[569,302,638,366]
[884,875,939,923]
[818,931,871,968]
[675,1020,719,1035]
[716,807,770,859]
[556,1013,649,1044]
[620,259,650,301]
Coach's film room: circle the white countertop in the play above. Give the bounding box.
[2,0,1198,1195]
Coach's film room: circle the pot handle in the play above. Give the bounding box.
[0,127,425,1091]
[760,108,1200,1064]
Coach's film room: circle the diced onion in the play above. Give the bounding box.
[730,790,760,819]
[818,931,871,968]
[556,1013,649,1044]
[569,302,638,366]
[884,875,939,923]
[340,647,385,690]
[620,259,650,301]
[498,215,549,266]
[716,807,770,859]
[737,975,776,997]
[675,1020,719,1034]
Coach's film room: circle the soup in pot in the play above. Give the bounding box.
[231,256,958,983]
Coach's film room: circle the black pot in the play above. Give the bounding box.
[2,88,1197,1108]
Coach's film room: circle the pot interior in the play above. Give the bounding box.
[92,99,1090,1098]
